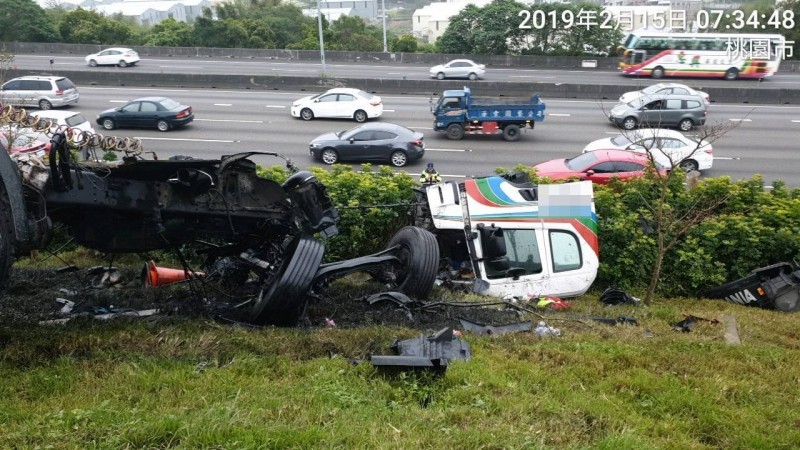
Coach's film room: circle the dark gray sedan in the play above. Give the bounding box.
[97,97,194,132]
[309,123,425,167]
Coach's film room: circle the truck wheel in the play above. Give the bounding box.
[0,184,15,293]
[502,124,521,142]
[250,235,325,326]
[385,226,439,299]
[446,123,464,140]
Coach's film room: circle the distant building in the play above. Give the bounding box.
[302,7,355,22]
[318,0,378,21]
[35,0,211,26]
[412,0,495,43]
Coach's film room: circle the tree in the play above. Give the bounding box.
[779,0,799,60]
[0,0,60,42]
[144,18,193,47]
[436,4,481,54]
[390,34,418,53]
[328,16,382,52]
[59,8,132,44]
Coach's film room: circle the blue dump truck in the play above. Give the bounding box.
[431,86,546,141]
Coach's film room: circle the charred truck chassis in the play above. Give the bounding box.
[0,127,439,325]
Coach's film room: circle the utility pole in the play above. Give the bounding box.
[316,0,327,74]
[381,0,387,52]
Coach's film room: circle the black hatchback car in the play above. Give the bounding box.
[97,97,194,132]
[309,122,425,167]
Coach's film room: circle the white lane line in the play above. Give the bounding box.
[135,137,238,143]
[426,148,468,152]
[194,118,263,123]
[713,157,741,160]
[409,126,433,130]
[266,105,286,108]
[549,113,571,117]
[109,100,127,103]
[792,120,800,122]
[510,75,555,79]
[729,118,752,122]
[213,103,232,106]
[387,73,406,75]
[159,65,203,69]
[383,109,396,112]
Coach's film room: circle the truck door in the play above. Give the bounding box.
[541,228,595,297]
[479,227,549,298]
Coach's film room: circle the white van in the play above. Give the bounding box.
[0,76,79,110]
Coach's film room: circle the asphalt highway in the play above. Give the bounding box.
[62,86,800,187]
[13,53,800,90]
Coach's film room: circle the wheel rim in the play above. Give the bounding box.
[447,125,462,139]
[103,119,114,130]
[119,61,127,67]
[437,73,444,80]
[469,73,477,80]
[39,101,51,110]
[301,109,313,120]
[355,111,366,122]
[652,68,664,78]
[391,152,407,167]
[726,69,738,80]
[322,150,337,164]
[623,118,636,130]
[680,120,692,131]
[158,121,169,131]
[680,160,698,172]
[89,60,97,66]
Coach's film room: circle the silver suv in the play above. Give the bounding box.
[0,76,79,110]
[609,93,707,131]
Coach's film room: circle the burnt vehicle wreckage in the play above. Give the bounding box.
[0,103,601,326]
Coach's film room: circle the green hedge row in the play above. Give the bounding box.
[259,164,800,297]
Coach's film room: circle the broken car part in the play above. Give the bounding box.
[458,318,532,336]
[706,262,800,312]
[371,327,471,372]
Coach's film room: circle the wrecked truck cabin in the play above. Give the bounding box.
[0,104,599,325]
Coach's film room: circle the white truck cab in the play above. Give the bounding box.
[417,176,598,299]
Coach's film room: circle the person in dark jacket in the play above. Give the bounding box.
[419,162,442,184]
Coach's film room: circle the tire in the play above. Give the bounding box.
[385,226,440,299]
[390,150,408,167]
[353,110,367,123]
[118,60,128,68]
[88,59,97,67]
[724,68,739,81]
[445,123,465,140]
[679,159,699,172]
[622,117,638,130]
[102,118,116,130]
[468,72,478,81]
[251,235,325,326]
[321,148,338,165]
[0,184,15,294]
[436,72,445,80]
[651,66,665,79]
[679,118,694,131]
[300,108,314,121]
[38,100,52,110]
[157,120,170,132]
[502,124,521,142]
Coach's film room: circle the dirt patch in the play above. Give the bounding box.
[0,267,526,330]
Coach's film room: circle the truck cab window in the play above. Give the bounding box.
[549,230,582,272]
[484,229,542,279]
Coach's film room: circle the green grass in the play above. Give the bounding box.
[2,296,800,449]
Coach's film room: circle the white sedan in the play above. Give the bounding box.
[619,83,710,106]
[30,110,96,135]
[291,88,382,123]
[85,48,140,67]
[429,59,486,80]
[582,128,713,172]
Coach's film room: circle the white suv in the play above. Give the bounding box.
[0,76,79,110]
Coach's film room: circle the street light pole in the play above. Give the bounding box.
[316,0,326,74]
[381,0,387,52]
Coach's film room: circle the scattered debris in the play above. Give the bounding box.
[721,315,741,345]
[458,318,532,336]
[534,296,572,310]
[143,261,205,287]
[87,266,124,289]
[599,286,642,306]
[55,298,75,315]
[672,314,720,333]
[589,316,638,326]
[325,318,336,328]
[707,262,800,312]
[56,265,79,273]
[534,321,561,337]
[39,307,159,325]
[371,327,471,373]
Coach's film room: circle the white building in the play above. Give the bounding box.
[318,0,378,21]
[412,0,495,44]
[301,7,355,22]
[92,0,210,26]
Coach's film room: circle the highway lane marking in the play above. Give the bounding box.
[510,76,555,79]
[792,120,800,122]
[109,100,128,103]
[194,118,263,123]
[213,103,232,106]
[714,157,741,160]
[266,105,286,108]
[549,113,571,117]
[135,137,239,143]
[729,118,752,122]
[426,148,469,152]
[409,127,433,129]
[387,73,406,75]
[383,109,396,112]
[159,65,203,69]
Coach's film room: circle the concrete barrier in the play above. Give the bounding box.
[5,68,797,105]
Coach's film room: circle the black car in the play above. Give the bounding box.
[97,97,194,132]
[309,123,425,167]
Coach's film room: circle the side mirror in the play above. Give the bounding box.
[313,99,320,103]
[584,170,596,177]
[627,144,645,151]
[349,138,355,144]
[477,223,506,259]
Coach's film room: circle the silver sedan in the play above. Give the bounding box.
[429,59,486,80]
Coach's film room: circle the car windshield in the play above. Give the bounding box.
[65,114,87,127]
[626,97,648,108]
[610,135,632,146]
[565,152,599,170]
[158,98,180,110]
[342,125,364,138]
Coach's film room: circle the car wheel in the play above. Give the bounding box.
[300,108,314,121]
[622,117,638,130]
[651,66,665,79]
[0,183,15,295]
[436,72,445,80]
[446,123,465,140]
[390,150,408,167]
[321,148,338,165]
[157,120,170,132]
[118,60,128,68]
[679,159,699,172]
[38,100,52,110]
[679,118,694,131]
[468,72,478,81]
[102,118,116,130]
[724,68,739,81]
[384,226,440,300]
[88,59,97,67]
[353,110,367,123]
[250,235,325,326]
[502,124,520,142]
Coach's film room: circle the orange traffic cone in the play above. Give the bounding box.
[143,260,205,287]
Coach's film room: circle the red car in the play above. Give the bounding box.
[1,128,51,158]
[533,149,665,185]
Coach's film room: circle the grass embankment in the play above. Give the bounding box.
[1,292,799,449]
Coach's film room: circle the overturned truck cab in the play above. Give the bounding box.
[415,176,599,300]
